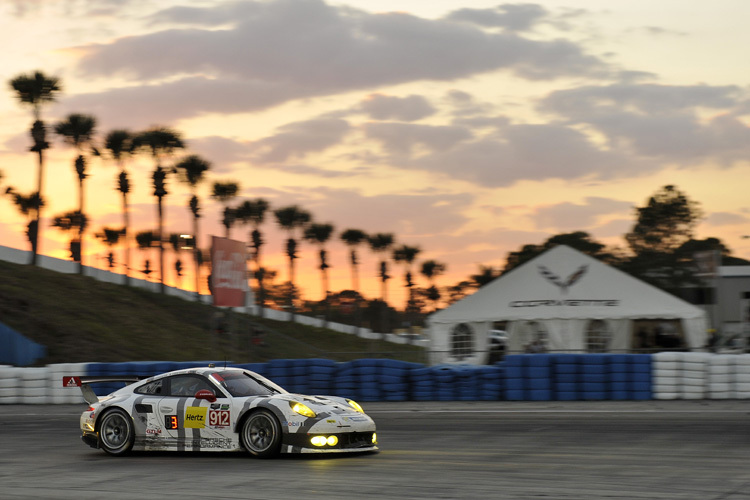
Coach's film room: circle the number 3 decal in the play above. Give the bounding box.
[209,410,230,427]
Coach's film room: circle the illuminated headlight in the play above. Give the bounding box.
[290,401,316,418]
[310,435,338,447]
[346,399,364,413]
[372,433,377,444]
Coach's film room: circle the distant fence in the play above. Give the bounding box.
[5,353,750,404]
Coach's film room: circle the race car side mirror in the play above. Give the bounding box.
[195,389,217,403]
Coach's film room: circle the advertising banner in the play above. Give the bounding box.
[210,236,248,307]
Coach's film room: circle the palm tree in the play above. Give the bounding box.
[51,210,87,264]
[273,205,311,319]
[236,198,270,314]
[96,227,123,270]
[420,259,447,311]
[340,229,368,294]
[168,233,191,288]
[103,129,134,285]
[393,244,421,310]
[9,71,62,265]
[54,113,97,275]
[368,233,394,302]
[5,188,45,250]
[211,181,240,238]
[303,223,335,301]
[174,154,211,299]
[132,127,185,293]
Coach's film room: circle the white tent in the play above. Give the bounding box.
[428,245,708,365]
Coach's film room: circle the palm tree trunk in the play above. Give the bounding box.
[122,190,130,286]
[158,198,165,294]
[77,178,84,275]
[193,215,200,300]
[31,149,43,265]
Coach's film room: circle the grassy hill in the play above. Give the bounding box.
[0,260,426,366]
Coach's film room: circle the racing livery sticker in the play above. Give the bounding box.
[185,406,207,429]
[208,410,230,428]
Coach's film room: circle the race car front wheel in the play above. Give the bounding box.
[98,408,134,456]
[241,409,281,458]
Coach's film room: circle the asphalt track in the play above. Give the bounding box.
[2,401,750,500]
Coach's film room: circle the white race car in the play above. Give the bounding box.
[63,365,378,457]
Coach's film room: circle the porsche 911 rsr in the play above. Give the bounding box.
[63,366,377,457]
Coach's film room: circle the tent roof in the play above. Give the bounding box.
[429,245,706,324]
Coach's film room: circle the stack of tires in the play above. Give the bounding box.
[631,354,652,400]
[433,365,459,401]
[708,354,735,399]
[47,363,87,404]
[609,354,632,400]
[735,355,750,399]
[454,365,481,401]
[580,355,609,400]
[552,354,580,401]
[503,355,526,401]
[305,359,337,395]
[378,360,415,401]
[266,359,301,393]
[0,366,21,404]
[478,365,504,401]
[410,366,435,401]
[681,352,709,400]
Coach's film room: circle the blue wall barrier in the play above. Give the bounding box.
[0,322,46,366]
[82,354,653,401]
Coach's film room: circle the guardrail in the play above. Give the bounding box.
[3,353,749,404]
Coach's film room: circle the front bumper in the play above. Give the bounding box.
[282,430,378,453]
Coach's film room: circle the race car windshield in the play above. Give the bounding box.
[212,371,287,397]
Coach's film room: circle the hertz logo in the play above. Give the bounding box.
[184,407,207,428]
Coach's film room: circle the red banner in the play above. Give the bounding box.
[210,236,247,307]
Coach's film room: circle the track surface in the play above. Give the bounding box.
[2,401,750,499]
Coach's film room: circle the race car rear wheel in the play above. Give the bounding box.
[241,409,281,458]
[98,408,134,456]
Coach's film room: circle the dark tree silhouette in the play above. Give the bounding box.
[133,127,185,293]
[9,71,61,264]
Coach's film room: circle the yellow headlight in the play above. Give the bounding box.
[347,399,364,413]
[290,401,316,418]
[311,436,327,446]
[326,435,338,446]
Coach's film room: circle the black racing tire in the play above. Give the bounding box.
[240,409,281,458]
[98,408,135,456]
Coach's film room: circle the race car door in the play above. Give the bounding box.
[156,374,234,451]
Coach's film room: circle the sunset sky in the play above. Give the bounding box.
[1,0,750,307]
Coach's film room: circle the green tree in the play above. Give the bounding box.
[368,233,394,302]
[273,205,311,318]
[211,181,240,238]
[174,154,211,298]
[237,199,270,312]
[9,71,62,264]
[103,129,135,285]
[54,113,97,274]
[133,127,185,293]
[420,259,447,311]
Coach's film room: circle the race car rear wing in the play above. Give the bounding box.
[63,376,142,404]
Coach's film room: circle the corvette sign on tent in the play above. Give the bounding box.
[210,236,249,307]
[427,245,708,365]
